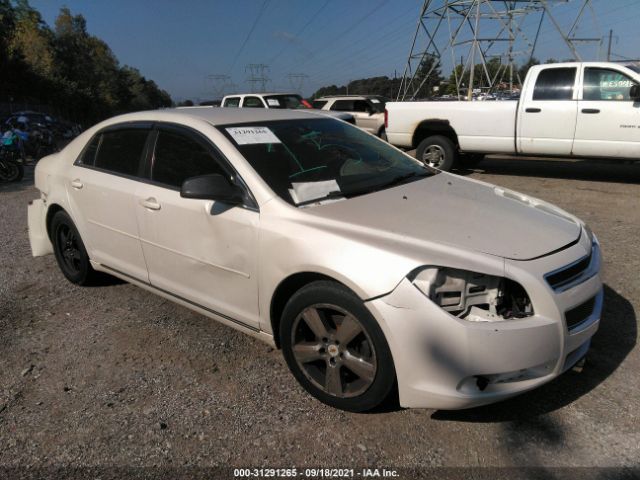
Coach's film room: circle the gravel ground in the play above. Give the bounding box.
[0,156,638,478]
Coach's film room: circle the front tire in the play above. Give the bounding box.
[416,135,458,171]
[280,281,396,412]
[51,210,98,285]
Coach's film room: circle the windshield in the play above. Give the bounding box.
[263,95,308,109]
[219,118,437,207]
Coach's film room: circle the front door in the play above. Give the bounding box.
[134,125,261,329]
[518,66,579,156]
[573,66,640,158]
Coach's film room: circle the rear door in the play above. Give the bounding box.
[352,100,379,133]
[518,66,579,155]
[134,124,261,329]
[573,66,640,158]
[67,124,152,281]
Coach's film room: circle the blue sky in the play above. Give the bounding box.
[31,0,640,102]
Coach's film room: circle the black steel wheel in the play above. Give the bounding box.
[51,210,97,285]
[280,281,396,412]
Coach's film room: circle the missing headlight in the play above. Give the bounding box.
[410,267,533,322]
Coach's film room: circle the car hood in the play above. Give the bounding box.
[302,173,581,261]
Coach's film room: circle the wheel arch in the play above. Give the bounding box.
[45,203,67,241]
[270,272,356,348]
[412,119,459,149]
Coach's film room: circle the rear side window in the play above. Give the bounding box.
[312,100,328,109]
[532,68,576,101]
[94,129,149,176]
[152,129,226,188]
[330,100,354,111]
[78,134,101,166]
[353,100,371,112]
[243,96,265,108]
[223,97,240,107]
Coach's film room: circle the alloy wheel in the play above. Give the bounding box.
[291,304,377,398]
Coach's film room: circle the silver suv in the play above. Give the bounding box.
[312,95,387,139]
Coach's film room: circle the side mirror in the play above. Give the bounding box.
[630,84,640,101]
[180,174,244,205]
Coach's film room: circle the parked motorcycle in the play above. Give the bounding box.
[0,129,26,182]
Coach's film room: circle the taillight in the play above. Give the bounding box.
[384,109,388,128]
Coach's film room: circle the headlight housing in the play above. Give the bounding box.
[410,267,533,322]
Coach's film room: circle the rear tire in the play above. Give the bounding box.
[280,281,396,412]
[0,157,23,182]
[51,211,98,285]
[416,135,458,171]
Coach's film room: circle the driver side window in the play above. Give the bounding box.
[583,68,637,101]
[151,129,227,189]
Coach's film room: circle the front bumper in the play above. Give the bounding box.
[366,237,603,410]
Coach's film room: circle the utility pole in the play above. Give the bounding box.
[398,0,599,101]
[245,64,270,93]
[286,73,309,94]
[607,29,613,61]
[205,74,232,98]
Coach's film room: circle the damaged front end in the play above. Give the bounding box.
[409,267,534,323]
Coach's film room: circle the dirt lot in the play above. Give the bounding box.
[1,157,639,478]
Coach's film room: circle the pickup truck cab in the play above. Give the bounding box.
[386,62,640,171]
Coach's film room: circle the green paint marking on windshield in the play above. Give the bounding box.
[281,142,304,171]
[289,166,327,178]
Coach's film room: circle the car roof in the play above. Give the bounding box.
[223,92,299,98]
[96,107,324,129]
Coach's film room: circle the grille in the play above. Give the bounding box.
[546,252,592,290]
[565,296,595,330]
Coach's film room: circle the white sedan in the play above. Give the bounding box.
[28,107,602,411]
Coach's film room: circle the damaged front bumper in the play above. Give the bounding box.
[365,237,603,410]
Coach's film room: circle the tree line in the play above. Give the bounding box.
[310,56,557,99]
[1,0,172,124]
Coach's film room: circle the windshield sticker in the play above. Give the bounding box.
[226,126,281,145]
[289,180,340,205]
[267,98,281,106]
[370,98,380,103]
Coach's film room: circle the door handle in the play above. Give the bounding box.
[525,108,542,113]
[581,108,600,114]
[139,197,161,210]
[70,179,83,189]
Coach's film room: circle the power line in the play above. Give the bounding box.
[230,0,271,73]
[289,0,389,71]
[269,0,332,65]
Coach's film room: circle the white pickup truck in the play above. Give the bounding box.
[386,62,640,171]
